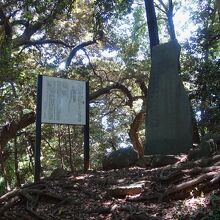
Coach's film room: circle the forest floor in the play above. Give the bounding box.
[1,155,220,220]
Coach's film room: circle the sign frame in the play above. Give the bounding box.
[41,75,86,125]
[34,75,89,182]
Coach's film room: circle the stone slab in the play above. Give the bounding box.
[145,40,193,154]
[108,181,145,197]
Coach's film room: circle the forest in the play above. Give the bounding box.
[0,0,220,219]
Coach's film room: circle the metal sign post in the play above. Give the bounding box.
[34,75,89,182]
[84,81,90,171]
[35,75,42,182]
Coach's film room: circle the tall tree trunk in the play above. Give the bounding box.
[58,125,64,168]
[190,107,201,144]
[64,136,68,168]
[216,0,220,23]
[26,134,35,172]
[167,0,176,40]
[144,0,160,51]
[0,161,10,192]
[14,136,21,187]
[68,126,74,172]
[157,0,176,40]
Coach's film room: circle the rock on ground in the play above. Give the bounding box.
[103,147,139,170]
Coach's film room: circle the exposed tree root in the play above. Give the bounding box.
[159,166,220,181]
[210,173,220,184]
[0,196,20,215]
[26,206,47,220]
[128,154,220,202]
[87,207,112,214]
[159,171,220,201]
[126,192,159,202]
[0,188,20,204]
[1,154,220,218]
[0,182,66,219]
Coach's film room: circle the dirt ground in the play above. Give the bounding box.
[1,162,220,220]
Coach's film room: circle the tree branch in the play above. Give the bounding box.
[13,21,46,47]
[157,0,168,11]
[12,0,70,48]
[89,83,133,108]
[129,111,145,156]
[11,19,29,27]
[0,112,35,150]
[21,39,75,48]
[154,3,167,14]
[65,40,97,68]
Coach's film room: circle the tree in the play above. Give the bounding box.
[181,0,220,135]
[155,0,176,40]
[0,0,140,192]
[144,0,159,50]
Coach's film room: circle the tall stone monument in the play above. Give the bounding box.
[145,40,193,155]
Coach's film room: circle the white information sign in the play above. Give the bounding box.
[41,76,86,125]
